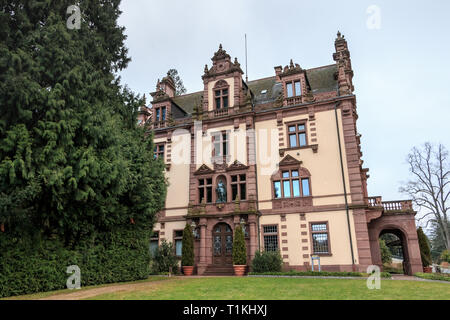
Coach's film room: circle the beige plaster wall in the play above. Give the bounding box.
[255,109,352,207]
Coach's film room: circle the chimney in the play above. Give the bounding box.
[274,66,282,81]
[160,73,176,98]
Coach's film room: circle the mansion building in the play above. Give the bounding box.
[142,33,422,275]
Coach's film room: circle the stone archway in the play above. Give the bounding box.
[368,213,422,275]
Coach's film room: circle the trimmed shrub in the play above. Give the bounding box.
[151,240,179,275]
[440,250,450,263]
[415,272,450,282]
[248,270,392,278]
[379,239,392,265]
[251,251,283,273]
[181,224,194,266]
[232,225,247,265]
[417,227,432,267]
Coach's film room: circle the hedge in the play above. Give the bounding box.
[414,272,450,282]
[248,270,392,278]
[0,229,152,298]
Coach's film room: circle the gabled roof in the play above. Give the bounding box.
[168,64,338,115]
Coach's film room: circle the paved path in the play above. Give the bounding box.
[39,277,179,300]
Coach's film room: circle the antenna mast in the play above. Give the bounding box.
[245,34,248,83]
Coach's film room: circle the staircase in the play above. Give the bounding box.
[203,265,234,276]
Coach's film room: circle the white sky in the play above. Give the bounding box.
[117,0,450,227]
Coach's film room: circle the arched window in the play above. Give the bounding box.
[271,161,311,199]
[213,80,229,110]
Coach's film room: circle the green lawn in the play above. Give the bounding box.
[87,277,449,300]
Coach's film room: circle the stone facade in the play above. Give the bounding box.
[145,33,422,275]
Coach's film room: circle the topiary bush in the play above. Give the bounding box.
[151,240,179,275]
[379,239,392,265]
[251,250,283,273]
[232,225,247,265]
[440,250,450,263]
[181,224,194,266]
[417,227,432,267]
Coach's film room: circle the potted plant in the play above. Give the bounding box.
[232,224,247,276]
[181,223,195,276]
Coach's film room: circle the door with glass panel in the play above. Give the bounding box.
[212,223,233,265]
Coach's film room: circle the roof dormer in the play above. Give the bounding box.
[201,44,246,113]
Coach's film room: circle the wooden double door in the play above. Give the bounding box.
[212,223,233,265]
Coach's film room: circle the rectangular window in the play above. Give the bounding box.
[286,83,293,98]
[215,89,229,109]
[156,108,160,121]
[287,122,307,148]
[198,178,213,203]
[310,223,330,254]
[292,179,300,197]
[212,131,228,157]
[174,230,183,257]
[263,225,279,252]
[161,107,166,121]
[294,81,301,96]
[150,231,159,256]
[231,174,246,201]
[154,144,165,159]
[302,178,310,197]
[283,180,291,197]
[274,181,281,198]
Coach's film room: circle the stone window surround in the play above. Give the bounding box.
[285,119,308,149]
[213,80,229,110]
[173,229,183,257]
[309,221,332,256]
[261,224,280,252]
[270,163,312,201]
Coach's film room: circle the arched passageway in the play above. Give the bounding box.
[368,213,422,275]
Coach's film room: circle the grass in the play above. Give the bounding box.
[85,277,450,300]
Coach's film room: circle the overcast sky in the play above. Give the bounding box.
[117,0,450,227]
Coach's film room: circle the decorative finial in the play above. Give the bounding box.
[219,43,222,50]
[290,59,294,68]
[204,64,208,73]
[337,31,341,38]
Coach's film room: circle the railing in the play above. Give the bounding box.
[152,120,167,129]
[213,108,229,117]
[366,196,382,207]
[382,200,413,212]
[366,197,413,213]
[285,96,302,106]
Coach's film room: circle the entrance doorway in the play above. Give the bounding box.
[212,223,233,265]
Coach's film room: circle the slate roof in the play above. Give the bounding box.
[170,64,337,115]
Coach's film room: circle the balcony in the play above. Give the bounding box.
[285,96,302,106]
[366,196,414,213]
[152,120,167,129]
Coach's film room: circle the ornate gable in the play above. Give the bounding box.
[202,44,244,80]
[226,160,249,172]
[279,154,302,167]
[194,164,214,176]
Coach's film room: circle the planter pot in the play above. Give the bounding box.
[423,266,432,273]
[233,265,246,277]
[182,266,194,276]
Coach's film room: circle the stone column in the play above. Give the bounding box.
[197,217,208,275]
